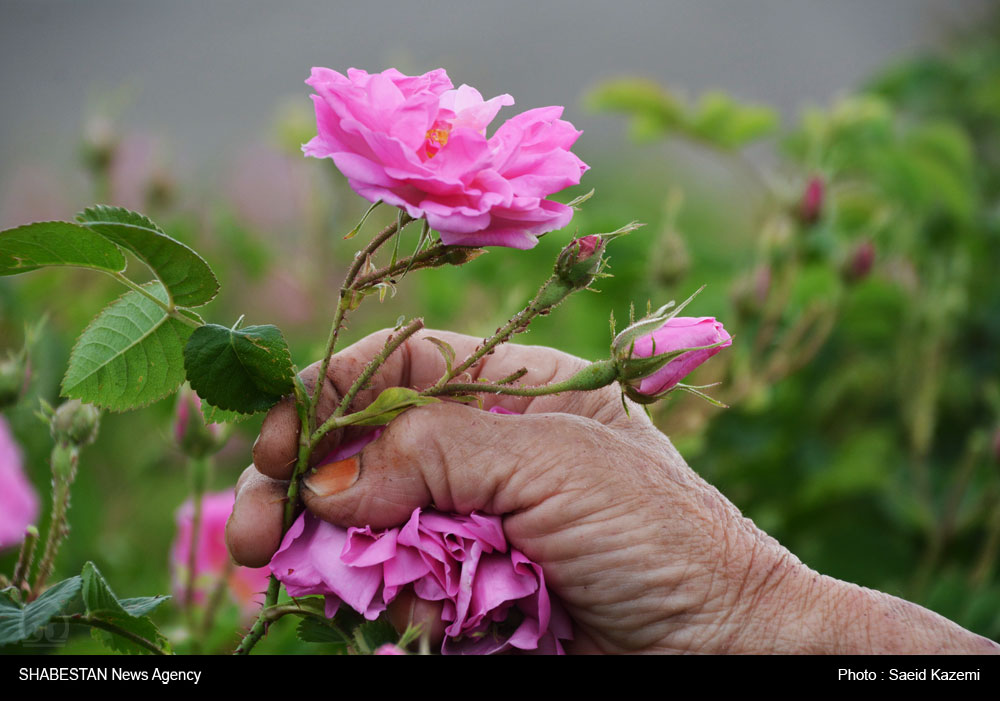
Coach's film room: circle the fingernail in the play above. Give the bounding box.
[303,455,360,496]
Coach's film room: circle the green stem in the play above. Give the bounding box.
[422,360,619,399]
[233,576,281,655]
[55,615,170,655]
[327,317,425,423]
[307,217,412,427]
[353,244,451,289]
[31,445,78,599]
[426,275,574,395]
[12,525,39,593]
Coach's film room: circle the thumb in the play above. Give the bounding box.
[300,400,611,529]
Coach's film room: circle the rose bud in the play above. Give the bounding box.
[373,643,407,655]
[843,239,876,283]
[613,300,731,403]
[555,234,605,290]
[49,400,101,448]
[799,176,824,225]
[174,385,229,459]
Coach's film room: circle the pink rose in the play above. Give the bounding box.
[270,415,572,655]
[373,643,406,655]
[0,416,38,549]
[171,490,271,617]
[303,67,589,249]
[629,316,732,396]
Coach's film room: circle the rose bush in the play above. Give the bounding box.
[303,67,588,249]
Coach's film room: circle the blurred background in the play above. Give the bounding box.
[2,1,999,652]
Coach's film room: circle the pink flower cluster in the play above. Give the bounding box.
[0,416,38,550]
[303,67,588,249]
[171,490,271,617]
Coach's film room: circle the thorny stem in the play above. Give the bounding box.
[321,318,425,431]
[31,445,78,599]
[12,526,39,593]
[422,360,619,399]
[425,274,576,395]
[55,615,169,656]
[237,217,411,655]
[352,244,452,288]
[307,216,412,426]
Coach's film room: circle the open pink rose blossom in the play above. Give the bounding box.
[270,410,573,655]
[303,67,588,249]
[0,416,38,549]
[171,490,271,617]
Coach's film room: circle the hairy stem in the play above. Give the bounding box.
[31,445,78,599]
[422,360,619,399]
[315,318,425,438]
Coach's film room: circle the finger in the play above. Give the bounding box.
[226,465,288,567]
[300,399,635,529]
[253,367,343,481]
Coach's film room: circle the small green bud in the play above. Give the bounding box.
[50,400,101,447]
[555,235,605,290]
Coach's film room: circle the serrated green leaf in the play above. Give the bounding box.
[119,596,171,617]
[200,403,255,424]
[0,576,82,646]
[354,618,398,654]
[295,617,352,648]
[0,221,127,276]
[82,562,170,655]
[183,323,294,414]
[77,205,219,307]
[62,282,196,412]
[347,386,439,427]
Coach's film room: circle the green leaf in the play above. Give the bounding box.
[0,576,82,646]
[295,618,352,649]
[353,618,398,654]
[77,205,219,307]
[81,562,170,655]
[200,402,255,424]
[346,386,439,427]
[0,221,127,276]
[424,336,455,375]
[62,282,197,411]
[118,595,171,617]
[183,323,294,414]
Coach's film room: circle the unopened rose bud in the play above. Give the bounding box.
[373,643,407,655]
[50,400,100,448]
[730,265,771,320]
[555,235,605,290]
[613,302,731,403]
[174,386,228,459]
[843,239,875,283]
[0,352,29,410]
[799,176,824,225]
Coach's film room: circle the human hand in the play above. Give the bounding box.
[227,328,999,654]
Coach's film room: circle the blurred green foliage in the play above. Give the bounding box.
[2,21,1000,651]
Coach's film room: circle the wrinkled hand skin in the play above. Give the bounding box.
[227,328,1000,655]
